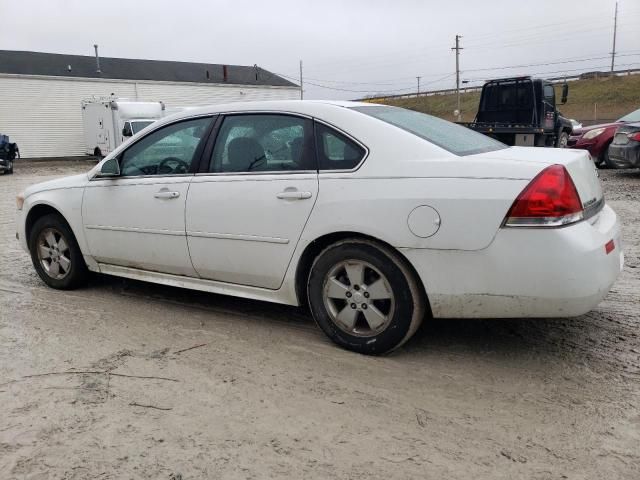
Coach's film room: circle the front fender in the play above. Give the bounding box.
[22,188,89,255]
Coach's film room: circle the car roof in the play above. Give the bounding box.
[161,100,375,123]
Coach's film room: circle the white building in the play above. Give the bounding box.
[0,50,300,158]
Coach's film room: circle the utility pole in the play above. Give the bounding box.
[299,60,304,100]
[451,35,463,121]
[416,76,422,97]
[610,1,618,72]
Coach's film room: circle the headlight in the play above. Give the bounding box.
[16,193,25,210]
[583,127,606,140]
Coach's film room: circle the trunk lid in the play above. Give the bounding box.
[472,146,604,214]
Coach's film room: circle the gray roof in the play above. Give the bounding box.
[0,50,297,87]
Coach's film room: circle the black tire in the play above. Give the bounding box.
[93,147,102,158]
[556,131,569,148]
[28,213,88,289]
[307,239,426,355]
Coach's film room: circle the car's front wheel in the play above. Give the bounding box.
[28,214,88,289]
[307,239,426,355]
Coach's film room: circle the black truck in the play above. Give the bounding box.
[459,76,573,148]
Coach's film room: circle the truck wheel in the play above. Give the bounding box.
[556,132,569,148]
[93,147,102,158]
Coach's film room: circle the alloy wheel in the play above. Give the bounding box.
[36,228,72,280]
[322,260,395,337]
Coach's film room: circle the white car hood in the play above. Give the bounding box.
[24,173,90,198]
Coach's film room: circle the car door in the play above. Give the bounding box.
[82,116,213,276]
[186,113,318,289]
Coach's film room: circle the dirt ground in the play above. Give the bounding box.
[1,160,638,480]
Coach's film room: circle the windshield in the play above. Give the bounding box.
[130,121,155,134]
[351,105,507,156]
[618,108,640,123]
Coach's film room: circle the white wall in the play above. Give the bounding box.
[0,75,300,158]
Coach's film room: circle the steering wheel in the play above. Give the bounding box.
[157,157,190,175]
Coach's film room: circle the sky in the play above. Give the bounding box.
[1,0,639,100]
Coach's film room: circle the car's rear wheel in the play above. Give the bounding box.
[307,239,425,355]
[29,214,88,289]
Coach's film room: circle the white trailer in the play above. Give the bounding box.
[81,99,165,156]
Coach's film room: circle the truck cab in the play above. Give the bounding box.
[121,119,156,138]
[462,76,572,148]
[82,99,165,157]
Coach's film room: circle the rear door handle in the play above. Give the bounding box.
[154,190,180,199]
[276,191,312,200]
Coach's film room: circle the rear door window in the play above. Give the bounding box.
[209,114,315,173]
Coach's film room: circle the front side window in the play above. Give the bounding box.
[315,123,365,170]
[544,84,555,104]
[120,117,210,176]
[209,114,314,173]
[351,105,506,156]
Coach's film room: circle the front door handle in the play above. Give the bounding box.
[154,190,180,199]
[276,191,312,200]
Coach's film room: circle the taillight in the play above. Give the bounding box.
[504,164,584,227]
[628,132,640,142]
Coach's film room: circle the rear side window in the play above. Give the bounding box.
[352,105,506,156]
[315,123,365,170]
[209,114,315,173]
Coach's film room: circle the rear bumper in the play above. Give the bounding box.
[403,204,623,318]
[608,143,640,168]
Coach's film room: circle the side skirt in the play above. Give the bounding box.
[95,263,298,306]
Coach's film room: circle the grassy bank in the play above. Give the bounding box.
[374,74,640,125]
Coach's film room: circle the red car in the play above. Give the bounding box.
[569,107,640,167]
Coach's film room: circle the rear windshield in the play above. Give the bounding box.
[351,105,506,156]
[618,108,640,123]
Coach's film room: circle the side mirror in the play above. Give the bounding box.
[122,123,133,137]
[561,84,569,105]
[96,157,120,177]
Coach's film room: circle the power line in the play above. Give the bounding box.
[296,13,640,76]
[273,52,640,93]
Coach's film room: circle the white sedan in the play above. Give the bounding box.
[16,101,623,354]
